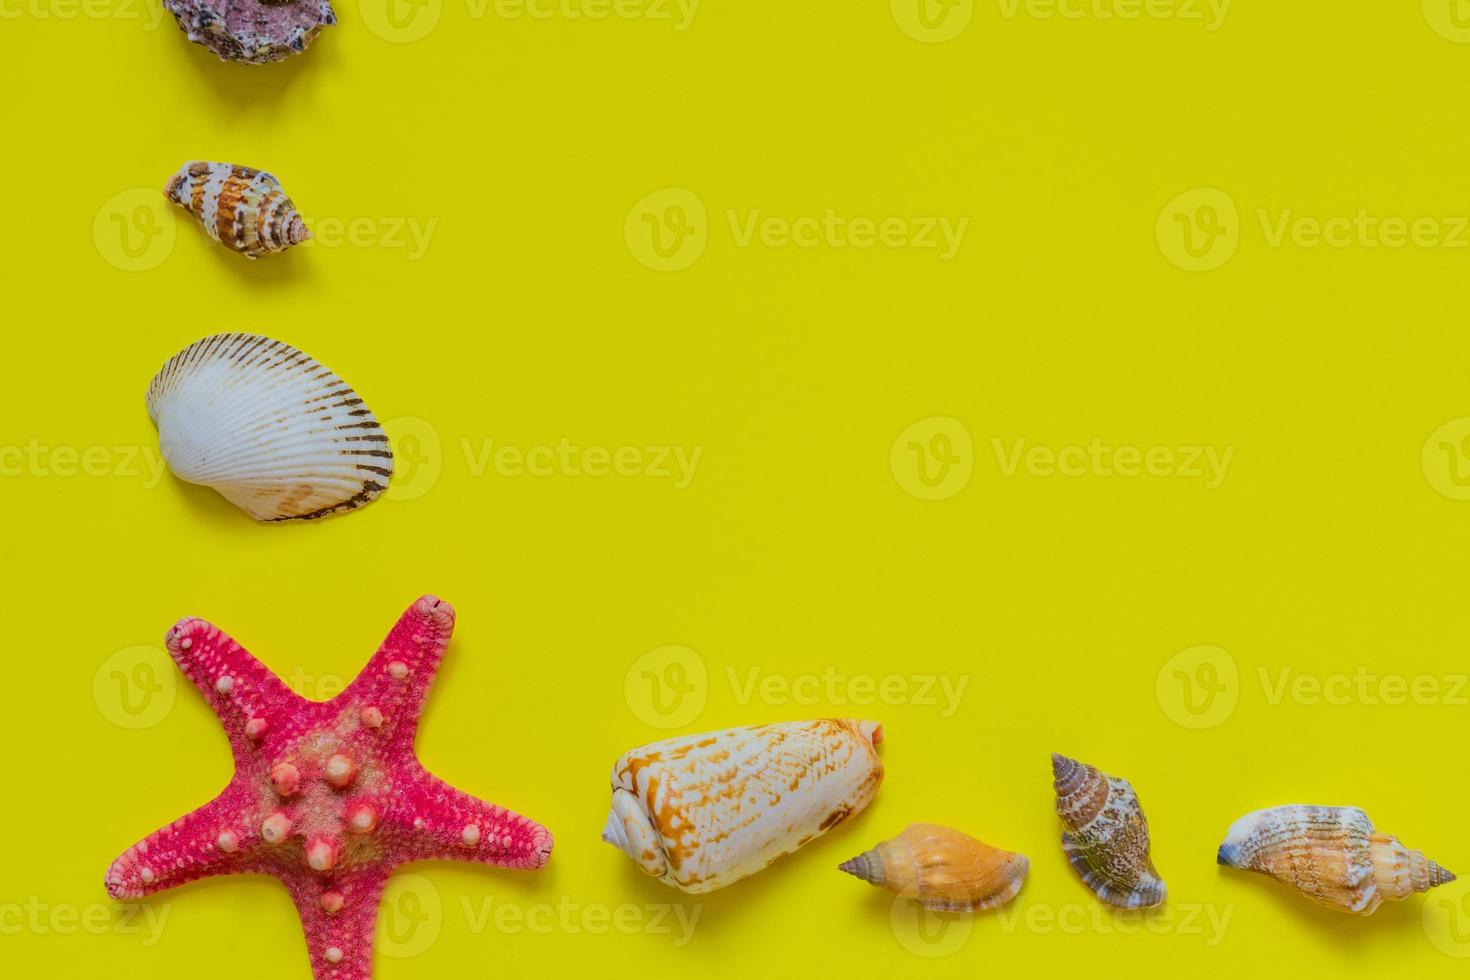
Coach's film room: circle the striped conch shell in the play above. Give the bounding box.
[147,333,394,522]
[1052,754,1166,908]
[603,720,884,893]
[163,0,336,64]
[165,162,311,259]
[1217,805,1455,915]
[839,823,1028,912]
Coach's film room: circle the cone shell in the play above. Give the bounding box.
[1052,754,1166,909]
[602,720,884,894]
[839,823,1028,912]
[165,162,311,259]
[147,333,394,522]
[1217,805,1456,915]
[163,0,336,64]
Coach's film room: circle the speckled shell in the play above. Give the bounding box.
[147,333,394,522]
[165,162,311,259]
[1052,754,1166,909]
[602,720,884,894]
[1217,805,1455,915]
[839,823,1028,912]
[164,0,335,64]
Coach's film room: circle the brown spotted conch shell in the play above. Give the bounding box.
[839,823,1028,912]
[165,162,311,259]
[1217,805,1455,915]
[1052,753,1166,908]
[602,719,884,893]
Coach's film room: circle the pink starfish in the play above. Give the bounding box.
[105,595,554,979]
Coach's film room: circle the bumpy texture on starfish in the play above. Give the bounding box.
[105,595,554,979]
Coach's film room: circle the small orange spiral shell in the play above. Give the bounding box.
[839,823,1028,912]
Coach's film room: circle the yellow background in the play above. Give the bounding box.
[4,1,1470,976]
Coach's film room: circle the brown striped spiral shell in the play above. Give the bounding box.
[165,162,311,260]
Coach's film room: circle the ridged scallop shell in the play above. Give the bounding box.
[1217,805,1455,915]
[164,0,336,64]
[839,823,1028,912]
[147,334,394,522]
[165,162,311,259]
[1052,754,1165,909]
[602,720,884,894]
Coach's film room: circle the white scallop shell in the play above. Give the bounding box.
[602,719,884,893]
[147,334,394,521]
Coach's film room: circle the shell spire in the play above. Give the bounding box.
[839,823,1028,912]
[603,720,884,893]
[1217,805,1456,915]
[838,852,882,884]
[165,162,311,259]
[1051,753,1166,909]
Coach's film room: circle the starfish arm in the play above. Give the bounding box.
[389,767,554,871]
[282,866,389,980]
[166,616,302,757]
[105,782,262,899]
[338,595,456,740]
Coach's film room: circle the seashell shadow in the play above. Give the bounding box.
[606,802,884,934]
[1214,865,1429,943]
[163,24,341,107]
[163,468,258,524]
[199,232,318,287]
